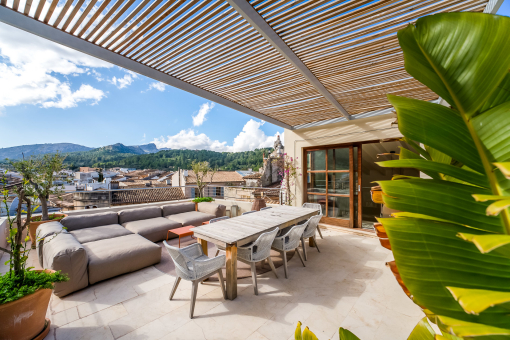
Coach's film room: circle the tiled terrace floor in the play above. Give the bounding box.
[1,228,423,340]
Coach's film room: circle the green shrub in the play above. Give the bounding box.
[0,270,68,304]
[192,197,214,203]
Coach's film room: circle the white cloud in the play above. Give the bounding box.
[109,72,137,89]
[192,102,215,127]
[152,119,283,152]
[0,23,109,109]
[144,82,166,92]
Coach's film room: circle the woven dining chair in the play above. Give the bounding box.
[300,215,323,261]
[237,227,279,295]
[302,203,324,239]
[163,241,226,319]
[271,221,308,279]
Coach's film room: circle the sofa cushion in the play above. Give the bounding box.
[70,224,132,244]
[118,206,162,224]
[122,217,181,242]
[162,202,195,216]
[166,211,215,227]
[197,202,226,218]
[36,222,67,267]
[61,212,119,231]
[83,234,161,285]
[43,233,88,297]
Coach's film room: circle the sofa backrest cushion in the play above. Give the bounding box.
[197,202,226,218]
[162,202,195,216]
[118,206,162,224]
[61,212,119,231]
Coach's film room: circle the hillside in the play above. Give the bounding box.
[0,143,92,160]
[64,148,271,171]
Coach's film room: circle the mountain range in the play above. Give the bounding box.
[0,142,165,160]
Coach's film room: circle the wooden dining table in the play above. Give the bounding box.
[191,205,319,300]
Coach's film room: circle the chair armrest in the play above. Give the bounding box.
[192,254,226,279]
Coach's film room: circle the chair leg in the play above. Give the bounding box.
[301,237,308,261]
[317,227,324,239]
[296,248,306,267]
[218,269,227,300]
[282,251,288,279]
[267,256,278,279]
[250,262,258,295]
[215,249,220,257]
[190,280,199,319]
[314,236,321,253]
[169,276,181,300]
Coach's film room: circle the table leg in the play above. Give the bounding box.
[197,238,208,256]
[226,244,237,300]
[309,237,316,247]
[178,235,181,248]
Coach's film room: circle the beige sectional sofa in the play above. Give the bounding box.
[37,202,226,297]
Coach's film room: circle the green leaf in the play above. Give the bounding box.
[407,318,436,340]
[388,95,483,174]
[472,102,510,164]
[437,315,510,339]
[472,195,506,202]
[447,287,510,315]
[398,12,510,117]
[391,212,460,225]
[377,159,488,188]
[457,234,510,253]
[381,216,510,327]
[494,163,510,179]
[479,72,510,114]
[426,146,452,165]
[339,328,360,340]
[487,200,510,216]
[379,179,503,233]
[302,327,318,340]
[295,322,303,340]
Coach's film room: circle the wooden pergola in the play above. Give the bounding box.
[0,0,503,129]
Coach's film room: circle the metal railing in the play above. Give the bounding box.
[1,185,285,217]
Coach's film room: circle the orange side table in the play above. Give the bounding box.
[167,225,196,248]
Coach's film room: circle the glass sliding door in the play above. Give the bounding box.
[305,146,357,227]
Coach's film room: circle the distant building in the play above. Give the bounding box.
[172,170,245,198]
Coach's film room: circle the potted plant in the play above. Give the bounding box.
[192,196,214,211]
[0,174,68,340]
[10,153,68,248]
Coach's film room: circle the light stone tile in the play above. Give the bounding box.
[133,273,174,295]
[77,287,138,318]
[374,308,423,340]
[160,320,206,340]
[50,306,80,327]
[246,331,270,340]
[50,288,97,314]
[116,319,168,340]
[56,304,127,340]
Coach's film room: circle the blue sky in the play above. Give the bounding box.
[0,1,509,150]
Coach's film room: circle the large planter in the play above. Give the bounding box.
[0,270,54,340]
[29,214,67,249]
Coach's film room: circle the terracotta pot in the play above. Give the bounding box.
[0,270,54,340]
[29,214,67,249]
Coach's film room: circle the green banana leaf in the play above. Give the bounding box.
[387,95,483,174]
[339,328,360,340]
[378,179,503,233]
[380,216,510,327]
[457,234,510,254]
[377,160,488,188]
[437,316,510,339]
[447,287,510,315]
[397,12,510,117]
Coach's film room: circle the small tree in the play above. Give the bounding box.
[191,161,216,198]
[10,153,66,221]
[97,168,104,183]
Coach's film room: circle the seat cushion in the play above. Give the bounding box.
[122,217,181,242]
[166,211,216,227]
[197,202,226,218]
[83,234,161,285]
[118,206,162,224]
[162,202,195,216]
[61,212,119,231]
[70,224,132,244]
